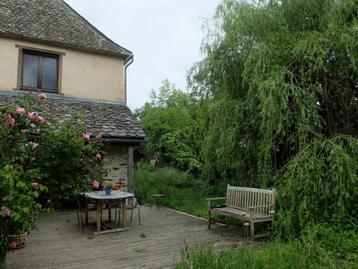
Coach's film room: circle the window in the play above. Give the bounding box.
[21,50,59,92]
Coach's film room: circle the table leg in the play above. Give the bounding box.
[123,202,127,228]
[108,201,112,222]
[85,201,89,225]
[121,200,127,228]
[96,201,102,233]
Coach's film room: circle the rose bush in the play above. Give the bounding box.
[0,95,49,238]
[0,93,106,245]
[35,120,106,207]
[0,207,11,266]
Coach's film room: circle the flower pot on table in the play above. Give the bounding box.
[105,188,112,196]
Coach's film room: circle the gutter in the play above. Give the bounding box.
[124,55,134,105]
[102,137,144,145]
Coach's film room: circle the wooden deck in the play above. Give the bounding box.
[6,206,242,269]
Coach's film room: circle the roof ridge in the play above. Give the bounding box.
[0,90,128,106]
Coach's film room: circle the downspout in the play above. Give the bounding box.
[123,54,134,192]
[124,55,134,105]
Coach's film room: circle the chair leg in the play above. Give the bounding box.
[80,215,84,233]
[138,207,141,225]
[130,208,134,222]
[77,212,80,231]
[114,208,120,227]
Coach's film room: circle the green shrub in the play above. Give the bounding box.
[0,209,10,265]
[276,136,358,238]
[0,165,47,235]
[35,120,106,207]
[0,93,106,243]
[135,80,203,173]
[0,97,49,236]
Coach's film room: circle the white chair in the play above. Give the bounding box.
[127,197,141,225]
[114,196,141,226]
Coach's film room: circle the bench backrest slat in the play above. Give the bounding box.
[226,185,275,215]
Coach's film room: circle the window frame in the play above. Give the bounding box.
[16,45,64,94]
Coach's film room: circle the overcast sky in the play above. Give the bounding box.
[64,0,221,109]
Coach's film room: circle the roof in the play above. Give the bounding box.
[0,91,145,142]
[0,0,133,59]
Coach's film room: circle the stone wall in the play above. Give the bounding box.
[103,144,128,189]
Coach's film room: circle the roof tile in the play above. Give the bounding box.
[0,91,145,140]
[0,0,132,58]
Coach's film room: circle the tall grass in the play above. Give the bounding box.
[175,240,341,269]
[134,164,208,218]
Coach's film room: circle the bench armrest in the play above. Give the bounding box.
[207,197,226,211]
[206,197,226,201]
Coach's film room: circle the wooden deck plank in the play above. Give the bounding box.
[6,206,241,269]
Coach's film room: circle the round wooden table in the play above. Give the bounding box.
[84,191,134,234]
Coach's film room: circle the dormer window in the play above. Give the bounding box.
[20,49,59,93]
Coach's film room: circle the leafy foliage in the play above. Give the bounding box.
[189,0,357,185]
[135,80,203,173]
[276,136,358,238]
[0,165,47,234]
[136,0,358,244]
[0,98,49,235]
[35,120,106,207]
[187,0,358,235]
[0,94,106,240]
[0,208,10,265]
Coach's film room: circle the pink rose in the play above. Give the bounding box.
[9,242,17,249]
[31,181,38,188]
[5,115,15,126]
[28,112,37,121]
[1,206,11,217]
[96,153,102,160]
[28,112,45,124]
[14,107,26,116]
[92,180,99,189]
[36,115,45,124]
[83,132,90,141]
[37,92,47,101]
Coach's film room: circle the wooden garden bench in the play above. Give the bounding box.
[207,185,276,239]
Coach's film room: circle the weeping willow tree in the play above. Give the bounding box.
[189,0,357,235]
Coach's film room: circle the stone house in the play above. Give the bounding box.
[0,0,145,191]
